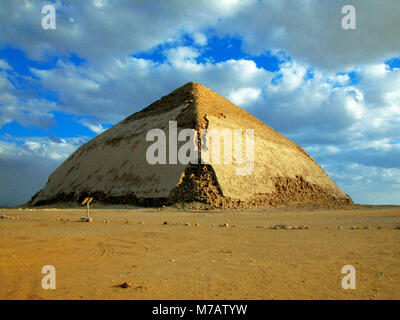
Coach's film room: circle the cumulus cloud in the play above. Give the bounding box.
[217,0,400,71]
[0,71,58,129]
[27,49,272,123]
[0,59,12,71]
[0,0,250,65]
[0,136,86,206]
[192,33,208,47]
[313,158,400,205]
[2,0,399,71]
[228,87,261,107]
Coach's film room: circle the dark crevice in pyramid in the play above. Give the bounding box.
[29,81,353,209]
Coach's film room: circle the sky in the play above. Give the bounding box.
[0,0,399,207]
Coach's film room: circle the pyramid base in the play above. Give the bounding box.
[30,175,352,209]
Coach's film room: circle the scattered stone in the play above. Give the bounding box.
[377,226,382,230]
[395,225,400,230]
[103,219,110,223]
[125,220,129,224]
[1,214,7,219]
[138,221,144,225]
[80,217,93,222]
[184,223,191,226]
[219,223,229,227]
[211,224,216,227]
[120,282,133,288]
[271,224,287,230]
[364,225,371,230]
[136,284,148,289]
[338,225,343,230]
[163,221,169,225]
[195,223,200,227]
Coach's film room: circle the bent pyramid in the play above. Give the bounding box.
[30,82,352,208]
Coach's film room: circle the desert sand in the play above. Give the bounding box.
[1,205,399,300]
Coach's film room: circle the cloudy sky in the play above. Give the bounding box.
[0,0,399,206]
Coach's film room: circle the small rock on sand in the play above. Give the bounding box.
[136,284,148,289]
[120,282,133,288]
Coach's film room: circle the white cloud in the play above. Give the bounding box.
[0,136,86,206]
[0,59,12,71]
[27,49,272,124]
[216,0,400,71]
[192,33,208,46]
[228,87,261,107]
[0,71,57,129]
[79,119,107,134]
[318,160,400,205]
[2,0,400,72]
[0,0,251,65]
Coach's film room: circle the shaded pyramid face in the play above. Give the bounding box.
[30,82,352,208]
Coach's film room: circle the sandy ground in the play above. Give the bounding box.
[0,205,399,300]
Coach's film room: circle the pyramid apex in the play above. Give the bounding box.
[179,81,204,90]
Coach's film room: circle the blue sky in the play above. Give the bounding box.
[0,0,400,206]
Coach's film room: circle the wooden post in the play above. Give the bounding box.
[81,197,94,222]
